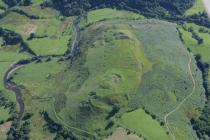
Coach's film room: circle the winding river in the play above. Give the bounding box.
[3,17,80,121]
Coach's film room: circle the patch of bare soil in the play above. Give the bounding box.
[22,24,37,35]
[0,121,12,140]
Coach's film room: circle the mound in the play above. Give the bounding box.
[13,18,205,139]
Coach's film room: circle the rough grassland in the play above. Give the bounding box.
[120,109,170,140]
[80,8,144,27]
[14,59,65,139]
[0,107,10,121]
[12,17,205,140]
[87,8,144,23]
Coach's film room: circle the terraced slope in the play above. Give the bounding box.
[11,17,205,139]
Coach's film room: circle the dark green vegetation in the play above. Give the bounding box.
[2,0,31,7]
[44,0,195,16]
[0,0,210,140]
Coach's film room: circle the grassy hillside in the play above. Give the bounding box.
[0,1,208,138]
[12,15,205,139]
[0,8,74,56]
[120,109,170,140]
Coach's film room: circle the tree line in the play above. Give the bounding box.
[191,55,210,140]
[42,0,195,17]
[0,27,36,56]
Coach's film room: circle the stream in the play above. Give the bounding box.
[3,17,80,121]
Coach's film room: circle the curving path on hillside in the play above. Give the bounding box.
[164,50,196,140]
[2,17,80,122]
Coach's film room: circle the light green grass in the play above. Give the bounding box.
[12,19,205,139]
[120,109,170,140]
[13,18,152,138]
[0,107,10,121]
[88,8,144,22]
[179,23,210,62]
[5,7,205,139]
[27,36,69,55]
[185,0,205,15]
[31,0,44,6]
[80,8,144,27]
[0,11,73,55]
[14,59,66,97]
[0,12,29,32]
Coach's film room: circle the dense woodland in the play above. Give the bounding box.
[42,0,195,17]
[191,55,210,140]
[2,0,31,7]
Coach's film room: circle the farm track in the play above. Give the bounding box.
[2,17,80,122]
[164,50,196,140]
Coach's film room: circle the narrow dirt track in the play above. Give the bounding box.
[164,50,196,140]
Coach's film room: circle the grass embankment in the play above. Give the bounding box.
[80,8,144,27]
[179,23,210,62]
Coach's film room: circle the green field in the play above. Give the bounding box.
[80,8,144,27]
[0,8,74,56]
[120,109,170,140]
[0,3,208,139]
[185,0,205,15]
[13,59,65,139]
[179,23,210,63]
[0,107,10,121]
[12,17,205,139]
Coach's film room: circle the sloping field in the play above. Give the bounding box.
[0,10,74,56]
[12,17,205,139]
[120,109,170,140]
